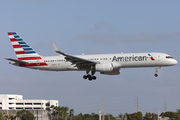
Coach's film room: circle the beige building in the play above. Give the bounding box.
[0,94,58,120]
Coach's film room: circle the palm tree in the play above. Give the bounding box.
[69,109,74,120]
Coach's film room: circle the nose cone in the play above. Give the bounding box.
[172,59,178,65]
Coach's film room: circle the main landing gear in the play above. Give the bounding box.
[83,67,97,81]
[154,67,160,77]
[83,75,96,81]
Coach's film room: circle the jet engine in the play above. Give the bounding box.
[100,68,121,75]
[95,63,113,72]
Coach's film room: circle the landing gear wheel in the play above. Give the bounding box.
[87,74,91,79]
[88,76,92,81]
[154,74,158,77]
[83,75,87,79]
[92,76,96,80]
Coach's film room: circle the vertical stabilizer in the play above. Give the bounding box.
[7,32,41,61]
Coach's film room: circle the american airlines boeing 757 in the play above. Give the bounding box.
[5,32,177,81]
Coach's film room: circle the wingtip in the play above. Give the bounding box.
[52,42,59,52]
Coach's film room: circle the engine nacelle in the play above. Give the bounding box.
[95,63,113,72]
[100,68,121,75]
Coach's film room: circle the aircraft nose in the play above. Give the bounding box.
[172,59,178,65]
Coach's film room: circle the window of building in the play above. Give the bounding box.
[0,102,2,105]
[0,107,2,109]
[9,103,14,105]
[16,107,23,109]
[9,107,14,109]
[25,103,32,105]
[34,103,41,105]
[25,107,32,109]
[16,103,23,105]
[9,98,14,100]
[46,103,50,106]
[34,108,41,109]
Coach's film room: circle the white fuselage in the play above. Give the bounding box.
[16,52,177,72]
[7,32,178,79]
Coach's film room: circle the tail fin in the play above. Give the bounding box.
[7,32,41,61]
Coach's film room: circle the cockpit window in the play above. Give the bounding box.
[166,56,173,59]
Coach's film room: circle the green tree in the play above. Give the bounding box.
[69,109,74,120]
[144,112,151,120]
[78,113,83,119]
[160,111,178,118]
[50,105,70,120]
[91,113,99,120]
[104,114,115,120]
[127,111,143,120]
[16,110,35,120]
[119,113,128,120]
[177,108,180,114]
[50,105,61,119]
[4,114,16,120]
[82,114,92,120]
[0,112,4,120]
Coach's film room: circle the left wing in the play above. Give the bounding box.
[52,42,98,66]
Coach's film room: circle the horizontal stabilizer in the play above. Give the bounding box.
[5,58,29,65]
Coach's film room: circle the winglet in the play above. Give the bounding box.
[52,42,66,56]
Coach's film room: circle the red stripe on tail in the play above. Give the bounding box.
[13,45,21,48]
[8,32,13,35]
[10,38,17,42]
[15,51,26,54]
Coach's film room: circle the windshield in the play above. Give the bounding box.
[166,56,173,59]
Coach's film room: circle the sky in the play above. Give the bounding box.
[0,0,180,116]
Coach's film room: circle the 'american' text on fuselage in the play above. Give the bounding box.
[112,55,147,62]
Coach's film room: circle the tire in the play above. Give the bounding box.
[92,76,96,80]
[83,75,87,79]
[88,77,92,81]
[154,74,158,77]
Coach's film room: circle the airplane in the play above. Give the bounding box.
[5,32,178,81]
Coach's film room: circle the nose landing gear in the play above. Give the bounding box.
[154,73,158,77]
[154,67,161,77]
